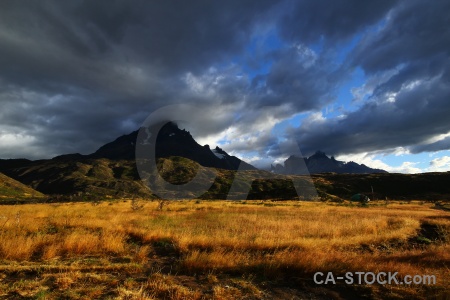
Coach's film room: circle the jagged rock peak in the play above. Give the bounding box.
[310,151,328,159]
[274,150,387,174]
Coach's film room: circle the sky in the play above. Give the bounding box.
[0,0,449,173]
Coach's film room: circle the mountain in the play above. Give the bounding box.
[0,172,45,201]
[272,151,387,174]
[88,122,256,171]
[12,124,450,202]
[0,122,256,199]
[2,156,450,202]
[0,155,312,200]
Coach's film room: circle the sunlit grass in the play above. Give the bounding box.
[0,200,449,299]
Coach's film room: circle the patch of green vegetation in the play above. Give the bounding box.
[157,156,200,185]
[416,236,432,244]
[0,173,45,201]
[34,289,50,300]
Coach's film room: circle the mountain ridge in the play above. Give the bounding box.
[53,122,256,171]
[272,151,387,174]
[11,123,450,203]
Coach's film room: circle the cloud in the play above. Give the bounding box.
[336,152,422,174]
[278,0,398,45]
[0,0,449,172]
[410,135,450,154]
[251,45,342,111]
[0,1,278,158]
[288,0,450,157]
[291,72,450,156]
[351,0,450,74]
[428,156,450,172]
[0,131,39,158]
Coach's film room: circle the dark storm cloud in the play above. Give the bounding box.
[0,0,271,98]
[278,0,398,44]
[292,72,450,156]
[0,0,361,159]
[1,0,448,162]
[289,0,450,157]
[0,0,277,158]
[351,0,450,74]
[250,45,341,111]
[410,136,450,154]
[0,0,276,80]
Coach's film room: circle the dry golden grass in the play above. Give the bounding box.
[0,200,448,299]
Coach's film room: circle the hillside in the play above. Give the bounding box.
[2,155,450,201]
[0,158,153,200]
[313,172,450,201]
[0,156,315,200]
[0,172,45,201]
[1,122,449,202]
[1,159,151,200]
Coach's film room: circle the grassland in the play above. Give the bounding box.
[0,200,449,299]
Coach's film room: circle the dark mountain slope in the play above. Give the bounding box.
[313,172,450,201]
[0,154,315,200]
[0,158,152,198]
[1,155,450,201]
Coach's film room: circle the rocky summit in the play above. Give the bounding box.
[88,122,256,171]
[271,151,387,174]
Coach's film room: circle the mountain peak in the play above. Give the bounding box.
[310,151,328,159]
[87,122,256,171]
[274,151,387,174]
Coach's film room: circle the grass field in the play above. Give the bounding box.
[0,200,449,299]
